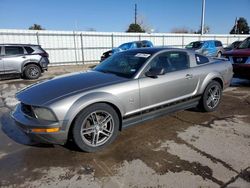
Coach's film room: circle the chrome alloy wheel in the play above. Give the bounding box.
[206,85,221,109]
[80,111,114,147]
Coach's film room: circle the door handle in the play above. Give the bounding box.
[185,74,193,79]
[22,56,26,58]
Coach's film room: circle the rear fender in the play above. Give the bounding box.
[21,56,41,72]
[199,72,223,94]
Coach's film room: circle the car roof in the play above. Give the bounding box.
[122,40,152,44]
[190,40,221,43]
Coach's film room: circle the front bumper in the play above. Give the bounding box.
[11,103,68,144]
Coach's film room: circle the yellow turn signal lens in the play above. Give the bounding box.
[31,128,60,133]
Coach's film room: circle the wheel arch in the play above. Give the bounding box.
[65,93,125,140]
[22,61,42,73]
[199,72,224,94]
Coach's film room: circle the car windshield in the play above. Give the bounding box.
[118,42,134,50]
[186,41,203,49]
[94,51,152,78]
[237,38,250,49]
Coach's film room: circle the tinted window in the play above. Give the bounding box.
[195,54,209,65]
[237,37,250,49]
[215,41,222,47]
[118,42,134,50]
[149,51,189,73]
[5,46,24,55]
[141,41,152,47]
[186,41,203,49]
[136,42,143,48]
[24,46,34,54]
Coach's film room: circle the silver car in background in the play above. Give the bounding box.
[11,48,233,152]
[185,40,224,57]
[0,44,49,79]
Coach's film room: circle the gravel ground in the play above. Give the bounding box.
[0,66,250,188]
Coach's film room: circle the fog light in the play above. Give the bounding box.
[31,128,60,133]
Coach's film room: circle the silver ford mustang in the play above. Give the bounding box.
[11,48,233,152]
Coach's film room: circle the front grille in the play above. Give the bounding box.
[21,103,36,118]
[232,57,248,64]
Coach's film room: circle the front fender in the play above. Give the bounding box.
[198,72,223,94]
[64,92,125,132]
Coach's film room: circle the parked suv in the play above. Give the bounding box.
[0,44,49,79]
[223,37,250,79]
[185,40,224,57]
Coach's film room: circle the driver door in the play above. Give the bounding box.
[139,51,199,110]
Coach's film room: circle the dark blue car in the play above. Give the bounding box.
[185,40,224,57]
[100,40,153,61]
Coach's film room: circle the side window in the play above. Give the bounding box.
[136,42,143,48]
[148,51,189,73]
[5,46,24,56]
[215,41,222,47]
[141,41,150,47]
[24,46,34,54]
[195,54,209,65]
[203,42,209,48]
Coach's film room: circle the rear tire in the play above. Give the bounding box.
[24,64,41,79]
[72,103,119,152]
[199,81,222,112]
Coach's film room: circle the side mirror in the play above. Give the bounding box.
[145,67,165,78]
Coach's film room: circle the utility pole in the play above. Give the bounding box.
[135,4,137,24]
[200,0,206,35]
[234,17,238,34]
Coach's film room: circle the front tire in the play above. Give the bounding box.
[199,81,222,112]
[24,64,41,79]
[72,103,119,152]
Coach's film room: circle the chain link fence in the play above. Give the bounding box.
[0,29,249,65]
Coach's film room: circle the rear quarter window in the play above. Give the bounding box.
[196,54,209,65]
[24,46,34,54]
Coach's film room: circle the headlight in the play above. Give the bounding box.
[32,106,57,121]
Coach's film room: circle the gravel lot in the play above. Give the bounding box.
[0,66,250,188]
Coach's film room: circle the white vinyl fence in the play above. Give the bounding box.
[0,29,249,65]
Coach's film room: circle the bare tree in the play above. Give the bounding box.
[170,27,190,33]
[196,25,210,34]
[85,28,97,32]
[137,14,153,33]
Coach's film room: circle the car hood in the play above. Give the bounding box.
[223,48,250,56]
[17,70,128,106]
